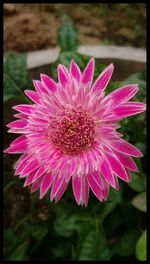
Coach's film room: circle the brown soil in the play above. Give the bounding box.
[4,3,146,53]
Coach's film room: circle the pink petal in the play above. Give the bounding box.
[87,173,103,201]
[24,90,41,104]
[105,84,139,105]
[40,74,57,92]
[70,59,82,82]
[20,159,40,176]
[114,151,139,172]
[10,135,26,146]
[13,113,27,119]
[12,104,34,114]
[30,177,43,193]
[108,138,143,157]
[104,152,129,182]
[14,154,29,173]
[126,170,132,182]
[33,166,47,182]
[7,128,28,134]
[92,171,105,189]
[40,173,54,199]
[99,158,117,188]
[110,102,146,119]
[50,176,65,201]
[6,119,27,129]
[81,176,89,206]
[23,171,37,187]
[102,186,109,201]
[55,179,70,202]
[72,176,82,205]
[92,63,114,94]
[58,64,70,87]
[33,80,47,94]
[4,139,27,154]
[82,58,95,87]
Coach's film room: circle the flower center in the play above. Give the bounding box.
[48,106,95,155]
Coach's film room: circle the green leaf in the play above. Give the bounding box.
[120,70,146,102]
[78,231,113,260]
[128,172,146,192]
[114,229,140,256]
[95,188,122,223]
[54,205,92,237]
[32,225,48,241]
[4,52,32,99]
[4,73,20,100]
[136,230,147,260]
[6,240,29,261]
[57,22,79,52]
[132,192,146,212]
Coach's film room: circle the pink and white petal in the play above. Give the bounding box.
[10,135,27,146]
[81,176,89,206]
[4,139,27,154]
[114,151,139,172]
[54,178,71,202]
[99,158,117,189]
[110,102,146,119]
[104,152,129,182]
[30,177,43,193]
[58,64,70,87]
[72,176,82,205]
[24,90,41,104]
[33,80,48,94]
[87,173,103,201]
[102,185,109,201]
[23,171,37,187]
[13,113,27,119]
[104,84,139,105]
[92,63,114,94]
[40,74,57,92]
[40,173,54,199]
[126,170,132,182]
[20,159,40,176]
[14,154,29,173]
[108,138,143,157]
[6,119,27,129]
[33,166,48,182]
[12,104,34,115]
[82,58,95,87]
[50,175,65,201]
[70,59,82,82]
[91,170,105,189]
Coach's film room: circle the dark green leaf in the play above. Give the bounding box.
[78,231,113,260]
[114,229,140,256]
[6,240,29,261]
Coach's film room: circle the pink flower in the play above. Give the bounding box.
[4,58,146,206]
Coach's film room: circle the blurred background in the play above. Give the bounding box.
[3,3,146,261]
[4,3,146,52]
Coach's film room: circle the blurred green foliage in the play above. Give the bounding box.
[136,230,147,260]
[4,23,146,261]
[57,23,79,52]
[4,52,33,101]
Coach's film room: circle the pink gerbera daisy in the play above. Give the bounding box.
[4,58,146,206]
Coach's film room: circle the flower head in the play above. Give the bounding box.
[4,58,146,206]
